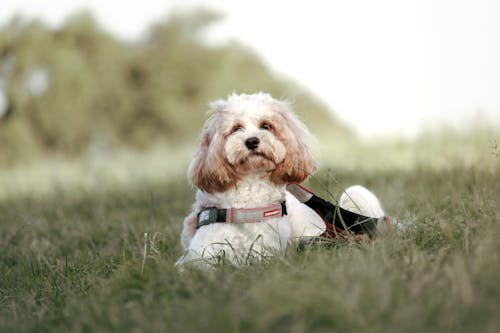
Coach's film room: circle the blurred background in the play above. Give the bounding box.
[0,0,499,198]
[3,3,500,331]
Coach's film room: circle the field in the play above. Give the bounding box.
[1,132,499,333]
[2,9,499,333]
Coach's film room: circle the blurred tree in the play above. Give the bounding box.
[0,9,346,166]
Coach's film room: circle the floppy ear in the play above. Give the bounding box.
[188,113,240,194]
[271,104,317,184]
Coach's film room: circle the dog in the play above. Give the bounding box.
[176,93,385,268]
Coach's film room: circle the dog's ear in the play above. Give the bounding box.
[188,113,240,194]
[271,105,317,184]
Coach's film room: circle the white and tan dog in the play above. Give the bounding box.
[176,93,384,268]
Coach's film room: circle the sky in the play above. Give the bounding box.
[1,0,500,138]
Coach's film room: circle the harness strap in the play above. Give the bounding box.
[287,183,387,239]
[196,201,287,229]
[304,193,380,237]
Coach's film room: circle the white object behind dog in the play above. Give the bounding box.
[340,185,392,233]
[339,185,385,218]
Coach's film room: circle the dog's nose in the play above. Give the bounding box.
[245,137,260,150]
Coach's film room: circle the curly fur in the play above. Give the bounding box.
[177,93,324,268]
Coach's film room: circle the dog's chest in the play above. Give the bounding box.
[202,178,285,208]
[189,216,292,257]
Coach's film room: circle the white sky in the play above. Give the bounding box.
[1,0,500,138]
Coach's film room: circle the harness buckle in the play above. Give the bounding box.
[197,207,221,229]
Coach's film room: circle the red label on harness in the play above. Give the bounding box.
[263,209,280,217]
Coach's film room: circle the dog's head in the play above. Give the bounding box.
[189,93,317,193]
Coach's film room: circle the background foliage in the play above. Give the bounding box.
[0,9,344,166]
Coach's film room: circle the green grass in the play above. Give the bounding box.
[1,137,500,332]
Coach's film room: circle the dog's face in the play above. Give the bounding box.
[223,102,287,175]
[189,93,317,193]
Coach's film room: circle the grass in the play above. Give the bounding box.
[1,134,500,332]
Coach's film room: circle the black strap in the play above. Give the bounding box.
[280,201,287,216]
[304,195,378,237]
[196,207,227,229]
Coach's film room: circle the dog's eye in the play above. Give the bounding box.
[231,125,244,133]
[260,122,272,130]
